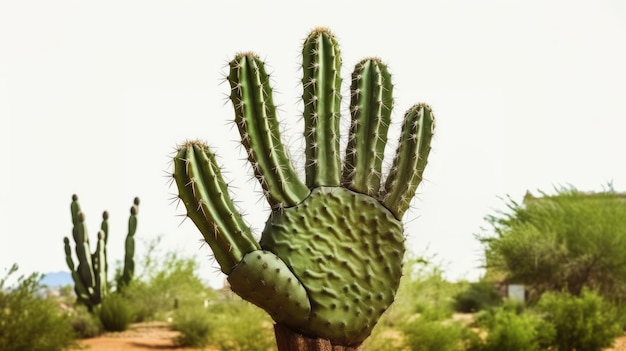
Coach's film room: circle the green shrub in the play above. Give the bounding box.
[171,302,211,348]
[206,296,275,351]
[99,293,132,332]
[453,281,502,313]
[388,257,464,324]
[470,302,554,351]
[120,238,214,322]
[401,316,475,351]
[69,304,103,338]
[535,289,622,351]
[0,264,78,351]
[361,325,407,351]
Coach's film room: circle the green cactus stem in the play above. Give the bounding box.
[64,194,140,310]
[173,142,259,273]
[228,54,310,208]
[342,58,394,197]
[172,27,435,348]
[117,197,140,290]
[381,103,435,218]
[302,28,343,188]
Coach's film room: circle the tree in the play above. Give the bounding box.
[479,185,626,302]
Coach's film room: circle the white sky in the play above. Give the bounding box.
[1,1,625,288]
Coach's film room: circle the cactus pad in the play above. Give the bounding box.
[260,187,404,344]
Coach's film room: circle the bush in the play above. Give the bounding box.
[453,281,502,313]
[535,289,622,351]
[401,316,476,351]
[0,264,78,351]
[205,296,275,351]
[120,238,214,322]
[69,304,103,338]
[365,256,476,350]
[361,325,407,351]
[171,301,212,348]
[99,293,132,332]
[387,257,464,324]
[470,302,554,351]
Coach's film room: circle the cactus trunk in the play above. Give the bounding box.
[274,324,359,351]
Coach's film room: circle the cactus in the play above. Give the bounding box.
[172,27,434,349]
[117,197,140,291]
[64,194,140,311]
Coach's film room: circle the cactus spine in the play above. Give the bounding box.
[173,27,434,348]
[64,195,140,310]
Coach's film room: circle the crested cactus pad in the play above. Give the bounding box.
[260,187,404,345]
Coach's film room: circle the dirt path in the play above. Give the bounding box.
[608,335,626,351]
[78,322,218,351]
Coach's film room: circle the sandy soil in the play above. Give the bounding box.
[608,336,626,351]
[78,322,218,351]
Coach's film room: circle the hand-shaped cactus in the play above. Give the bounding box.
[173,28,434,349]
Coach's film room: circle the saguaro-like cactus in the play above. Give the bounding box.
[117,197,140,291]
[64,195,140,310]
[173,28,434,350]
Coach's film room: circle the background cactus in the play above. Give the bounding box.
[117,197,140,291]
[64,194,140,311]
[173,27,434,349]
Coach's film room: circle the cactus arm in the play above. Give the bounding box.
[174,141,260,274]
[302,28,342,188]
[100,211,109,284]
[70,194,81,225]
[119,198,139,288]
[342,59,393,197]
[64,237,90,305]
[100,212,109,244]
[93,231,107,303]
[228,53,310,208]
[382,103,435,218]
[72,211,96,290]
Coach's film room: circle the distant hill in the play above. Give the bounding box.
[40,271,73,287]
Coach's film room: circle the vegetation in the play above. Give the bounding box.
[2,234,626,350]
[6,183,626,350]
[479,186,626,302]
[453,281,502,313]
[119,236,214,322]
[204,297,276,351]
[362,257,476,351]
[98,292,132,332]
[469,301,553,351]
[171,301,213,348]
[0,264,78,351]
[68,304,103,338]
[535,289,622,351]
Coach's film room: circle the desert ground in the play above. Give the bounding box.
[78,322,218,351]
[78,321,626,351]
